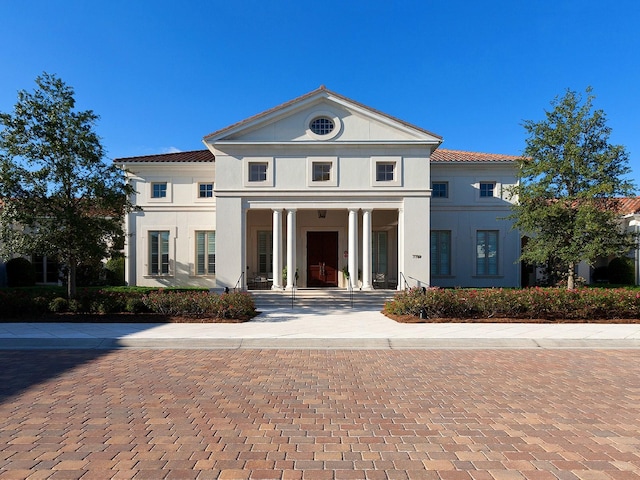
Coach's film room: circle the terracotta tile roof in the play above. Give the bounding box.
[114,148,521,165]
[114,150,215,164]
[203,86,443,142]
[617,197,640,215]
[431,149,521,163]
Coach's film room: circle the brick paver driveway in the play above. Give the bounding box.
[1,349,639,480]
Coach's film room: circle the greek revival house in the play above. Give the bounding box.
[116,87,523,290]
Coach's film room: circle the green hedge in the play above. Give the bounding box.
[0,287,255,320]
[384,287,640,320]
[141,291,256,319]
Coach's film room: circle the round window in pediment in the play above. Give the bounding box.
[309,116,335,136]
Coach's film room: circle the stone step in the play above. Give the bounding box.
[249,289,397,310]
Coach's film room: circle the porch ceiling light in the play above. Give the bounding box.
[317,210,327,219]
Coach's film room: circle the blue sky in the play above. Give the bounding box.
[1,0,639,181]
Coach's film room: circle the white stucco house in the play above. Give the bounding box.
[115,87,524,291]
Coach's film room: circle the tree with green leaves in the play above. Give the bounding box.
[509,87,636,289]
[0,73,136,298]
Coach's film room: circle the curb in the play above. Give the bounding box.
[1,337,640,350]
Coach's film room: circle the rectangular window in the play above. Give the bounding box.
[32,255,59,283]
[371,231,388,275]
[257,231,273,275]
[249,163,268,182]
[432,182,448,198]
[376,163,395,182]
[196,231,215,275]
[312,162,332,182]
[198,183,214,198]
[149,231,170,275]
[151,182,167,198]
[430,231,451,276]
[479,182,495,198]
[476,230,498,276]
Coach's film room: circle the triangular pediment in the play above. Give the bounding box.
[203,87,442,145]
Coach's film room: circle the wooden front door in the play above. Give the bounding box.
[307,231,338,287]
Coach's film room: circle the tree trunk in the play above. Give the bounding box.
[567,263,575,290]
[68,260,77,299]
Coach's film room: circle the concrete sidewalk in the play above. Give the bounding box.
[1,307,640,349]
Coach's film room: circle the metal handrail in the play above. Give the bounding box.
[398,272,430,291]
[234,271,245,292]
[399,272,409,290]
[290,276,297,308]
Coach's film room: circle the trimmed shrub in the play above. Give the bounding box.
[125,297,148,314]
[49,297,69,313]
[141,290,256,319]
[385,287,640,321]
[6,257,35,287]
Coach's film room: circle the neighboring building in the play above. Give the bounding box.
[116,87,523,290]
[579,198,640,285]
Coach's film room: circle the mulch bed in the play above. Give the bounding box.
[1,313,253,323]
[4,312,639,324]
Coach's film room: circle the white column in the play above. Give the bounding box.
[272,209,283,290]
[348,208,358,289]
[286,208,297,290]
[361,209,372,290]
[397,207,404,290]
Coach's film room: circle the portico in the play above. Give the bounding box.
[244,204,402,290]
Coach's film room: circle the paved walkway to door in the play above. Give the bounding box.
[1,348,639,479]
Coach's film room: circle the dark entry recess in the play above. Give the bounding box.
[307,231,338,287]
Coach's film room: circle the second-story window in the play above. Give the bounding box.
[432,182,448,198]
[249,163,268,182]
[376,163,395,182]
[312,162,332,182]
[151,182,167,198]
[480,182,495,198]
[198,183,214,198]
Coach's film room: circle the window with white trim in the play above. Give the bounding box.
[149,230,170,275]
[432,182,449,198]
[307,157,337,186]
[248,163,268,182]
[476,230,499,276]
[376,163,395,182]
[32,254,60,284]
[479,182,495,198]
[195,231,215,275]
[430,231,451,276]
[309,117,335,136]
[198,183,214,198]
[371,157,401,187]
[312,162,332,182]
[151,182,167,198]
